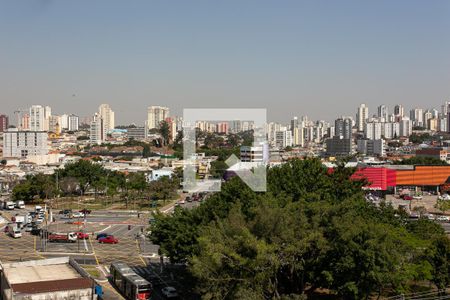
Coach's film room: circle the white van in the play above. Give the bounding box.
[15,201,25,209]
[5,201,15,210]
[7,224,22,238]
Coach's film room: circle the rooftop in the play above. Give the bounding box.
[1,257,82,285]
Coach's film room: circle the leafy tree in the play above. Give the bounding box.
[0,159,6,166]
[159,120,170,146]
[142,144,152,158]
[61,160,106,195]
[426,237,450,290]
[435,199,450,213]
[209,160,228,179]
[12,182,37,202]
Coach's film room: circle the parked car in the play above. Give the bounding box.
[98,235,118,244]
[25,224,33,232]
[76,232,89,239]
[59,209,72,215]
[436,215,450,222]
[178,199,185,205]
[425,213,435,220]
[412,195,423,200]
[72,212,85,218]
[402,195,413,200]
[161,286,178,298]
[438,194,450,200]
[186,196,192,202]
[79,209,91,214]
[96,233,109,240]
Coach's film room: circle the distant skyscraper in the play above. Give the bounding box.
[99,104,115,132]
[394,104,404,118]
[377,105,388,121]
[356,104,369,132]
[68,114,79,131]
[29,105,44,131]
[90,113,104,145]
[147,106,169,130]
[335,117,352,139]
[409,108,423,127]
[0,114,9,132]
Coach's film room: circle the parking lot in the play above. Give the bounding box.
[0,196,205,299]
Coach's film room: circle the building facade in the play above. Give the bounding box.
[3,129,48,158]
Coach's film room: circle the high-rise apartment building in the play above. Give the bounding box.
[147,106,169,130]
[29,105,45,131]
[275,130,292,149]
[356,104,369,132]
[99,104,115,132]
[0,114,9,132]
[335,117,352,139]
[394,105,404,118]
[89,113,104,145]
[68,114,79,131]
[409,108,424,127]
[377,105,388,121]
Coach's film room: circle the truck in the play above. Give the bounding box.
[48,232,77,243]
[10,215,26,229]
[15,201,25,209]
[7,223,22,238]
[4,201,15,210]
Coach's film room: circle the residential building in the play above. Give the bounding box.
[394,104,404,118]
[147,106,169,130]
[364,122,382,140]
[326,136,353,156]
[48,115,61,134]
[127,127,147,140]
[89,113,104,145]
[240,143,270,164]
[3,129,49,158]
[335,117,352,139]
[356,104,369,132]
[29,105,46,131]
[68,114,79,131]
[99,103,115,132]
[409,108,423,127]
[60,113,69,129]
[0,114,8,132]
[377,105,388,121]
[275,130,292,149]
[399,118,412,137]
[357,139,385,156]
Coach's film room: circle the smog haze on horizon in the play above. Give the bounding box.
[1,0,450,124]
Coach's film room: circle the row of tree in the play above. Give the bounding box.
[12,160,179,205]
[150,159,450,299]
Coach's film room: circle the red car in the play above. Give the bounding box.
[76,232,89,239]
[98,235,118,244]
[79,209,91,214]
[402,195,413,200]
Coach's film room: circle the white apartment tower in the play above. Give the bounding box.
[68,114,79,131]
[99,104,115,132]
[356,104,369,132]
[147,106,169,130]
[29,105,45,131]
[90,113,104,145]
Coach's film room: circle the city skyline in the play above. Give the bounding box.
[1,1,449,124]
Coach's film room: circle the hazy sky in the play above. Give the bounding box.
[1,0,450,125]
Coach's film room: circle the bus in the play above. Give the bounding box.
[110,262,152,300]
